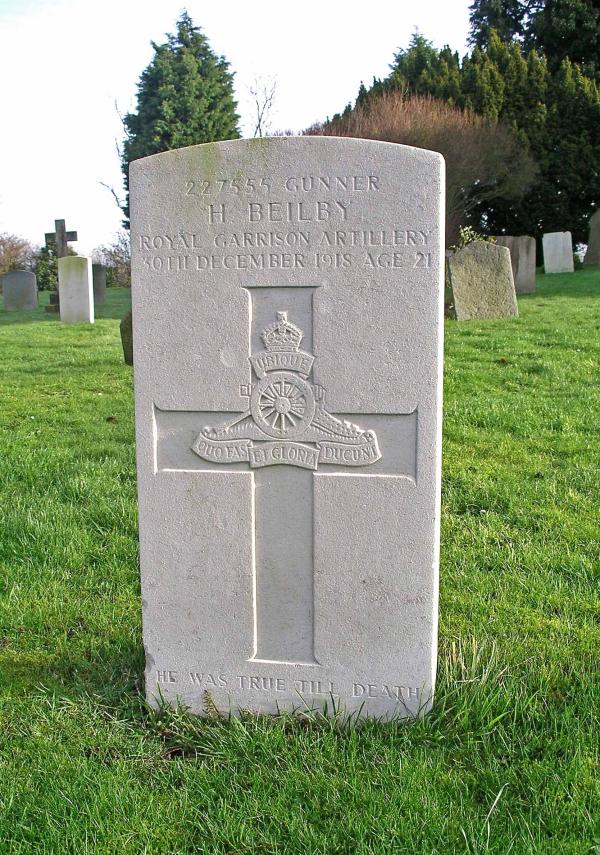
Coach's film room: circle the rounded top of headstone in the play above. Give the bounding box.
[58,255,89,265]
[454,240,509,262]
[3,268,34,275]
[129,135,445,176]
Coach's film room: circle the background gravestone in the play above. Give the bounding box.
[444,250,456,317]
[58,256,94,324]
[494,235,536,293]
[514,236,536,293]
[448,241,518,320]
[2,270,38,310]
[120,310,133,365]
[92,264,107,305]
[543,231,574,273]
[583,210,600,266]
[130,137,445,720]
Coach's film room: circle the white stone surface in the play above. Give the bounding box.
[2,270,37,310]
[543,231,574,274]
[58,256,94,323]
[130,137,445,720]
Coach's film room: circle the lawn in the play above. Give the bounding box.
[0,275,598,854]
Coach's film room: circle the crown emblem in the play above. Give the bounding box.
[193,305,382,471]
[261,311,303,352]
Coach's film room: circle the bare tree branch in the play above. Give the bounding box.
[92,229,131,287]
[114,99,126,160]
[249,76,277,137]
[100,181,124,211]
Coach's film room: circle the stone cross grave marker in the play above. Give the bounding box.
[45,219,78,313]
[45,218,78,258]
[130,138,444,720]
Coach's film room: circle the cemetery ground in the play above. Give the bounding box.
[0,274,598,855]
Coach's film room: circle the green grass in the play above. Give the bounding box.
[0,276,598,854]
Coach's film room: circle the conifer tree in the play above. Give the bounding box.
[374,28,600,241]
[528,0,600,79]
[468,0,538,47]
[121,12,240,223]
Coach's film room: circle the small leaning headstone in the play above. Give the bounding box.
[130,137,445,721]
[583,210,600,266]
[494,235,536,293]
[58,256,94,324]
[120,310,133,365]
[2,270,38,310]
[493,235,517,278]
[92,264,107,305]
[542,231,574,273]
[448,241,518,320]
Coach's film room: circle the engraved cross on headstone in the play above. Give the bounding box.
[45,219,78,258]
[154,286,418,664]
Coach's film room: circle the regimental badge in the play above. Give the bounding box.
[192,311,381,471]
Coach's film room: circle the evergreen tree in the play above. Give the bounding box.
[390,32,441,90]
[461,44,506,119]
[540,59,600,231]
[468,0,538,47]
[121,12,240,223]
[389,33,462,103]
[377,29,600,242]
[34,246,58,291]
[355,82,370,107]
[471,0,600,82]
[528,0,600,79]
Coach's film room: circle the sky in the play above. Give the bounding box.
[0,0,470,254]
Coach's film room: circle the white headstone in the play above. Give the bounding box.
[542,231,574,274]
[2,270,37,310]
[130,138,444,720]
[92,263,107,305]
[58,256,94,323]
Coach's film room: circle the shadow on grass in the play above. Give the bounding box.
[0,307,62,326]
[0,288,131,325]
[0,630,144,713]
[534,266,600,298]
